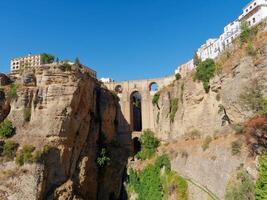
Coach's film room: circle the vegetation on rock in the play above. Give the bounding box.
[225,170,255,200]
[194,59,216,93]
[152,93,160,109]
[2,140,18,159]
[175,73,181,80]
[0,119,15,138]
[202,136,212,151]
[136,129,159,160]
[7,83,19,101]
[231,140,241,156]
[96,148,110,167]
[240,81,267,116]
[15,145,35,166]
[255,154,267,200]
[128,155,188,200]
[41,53,55,64]
[169,98,179,123]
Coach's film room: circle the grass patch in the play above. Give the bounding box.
[169,98,179,123]
[152,93,160,108]
[15,145,35,166]
[202,136,212,151]
[225,170,255,200]
[2,140,18,159]
[240,81,267,116]
[231,140,241,156]
[7,84,19,101]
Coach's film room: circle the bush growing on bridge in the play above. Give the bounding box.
[152,93,160,109]
[136,129,159,160]
[0,119,15,138]
[96,148,110,168]
[194,59,216,93]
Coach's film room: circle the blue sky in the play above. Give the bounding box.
[0,0,250,81]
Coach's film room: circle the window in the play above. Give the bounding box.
[246,9,248,12]
[253,18,256,23]
[250,6,252,9]
[254,2,256,6]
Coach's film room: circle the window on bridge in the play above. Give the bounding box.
[115,85,123,93]
[149,82,158,92]
[130,91,142,132]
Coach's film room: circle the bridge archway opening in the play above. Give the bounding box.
[115,85,123,94]
[130,91,142,132]
[149,82,158,92]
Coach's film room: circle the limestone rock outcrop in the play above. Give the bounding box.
[0,66,131,200]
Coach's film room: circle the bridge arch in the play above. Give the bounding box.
[115,85,123,93]
[149,82,159,92]
[130,91,142,132]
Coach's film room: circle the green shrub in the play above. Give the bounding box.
[170,98,179,122]
[41,53,55,64]
[96,148,110,167]
[156,112,160,124]
[2,140,18,159]
[162,171,188,200]
[194,59,216,93]
[15,145,35,166]
[61,62,72,71]
[128,155,188,200]
[136,129,159,160]
[175,73,181,80]
[7,84,19,101]
[239,21,256,46]
[202,136,212,151]
[0,119,15,138]
[247,42,257,56]
[155,154,171,172]
[231,141,241,156]
[152,93,160,107]
[225,170,255,200]
[255,154,267,200]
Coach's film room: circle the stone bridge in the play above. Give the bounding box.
[105,75,175,133]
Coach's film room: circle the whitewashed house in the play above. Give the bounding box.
[239,0,267,26]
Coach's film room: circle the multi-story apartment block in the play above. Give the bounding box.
[11,54,42,71]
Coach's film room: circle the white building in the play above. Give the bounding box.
[239,0,267,26]
[220,20,241,49]
[175,59,194,77]
[99,77,113,83]
[11,54,42,71]
[195,0,267,62]
[197,38,221,60]
[175,0,267,74]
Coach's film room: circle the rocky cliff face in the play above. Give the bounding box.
[0,65,131,200]
[150,23,267,199]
